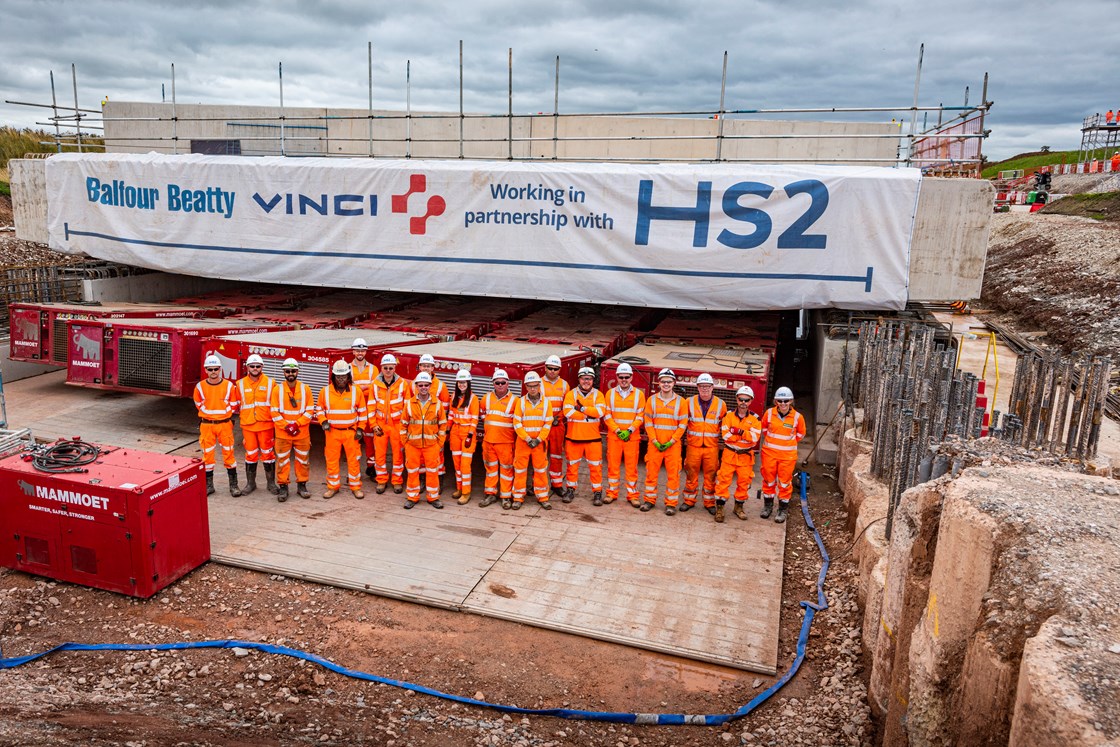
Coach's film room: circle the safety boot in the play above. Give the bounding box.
[227,468,243,497]
[551,485,566,498]
[714,504,725,523]
[206,471,215,496]
[679,502,692,513]
[365,465,377,480]
[323,487,339,499]
[264,462,278,495]
[760,497,774,519]
[276,483,289,502]
[296,482,311,499]
[393,484,404,494]
[562,487,575,504]
[452,488,462,500]
[592,491,603,506]
[775,501,789,524]
[243,463,258,495]
[733,501,747,521]
[352,488,364,500]
[479,493,497,508]
[457,491,471,505]
[375,482,388,494]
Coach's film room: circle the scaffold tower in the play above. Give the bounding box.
[1078,113,1120,163]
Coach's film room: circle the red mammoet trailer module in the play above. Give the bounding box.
[0,441,209,598]
[390,340,593,396]
[66,318,293,397]
[8,301,208,366]
[601,342,772,418]
[210,328,436,393]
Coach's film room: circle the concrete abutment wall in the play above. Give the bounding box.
[837,426,1120,746]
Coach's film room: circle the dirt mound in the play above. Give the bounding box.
[981,213,1120,359]
[1041,191,1120,221]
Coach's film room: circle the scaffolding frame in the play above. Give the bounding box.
[1078,113,1120,165]
[7,45,991,168]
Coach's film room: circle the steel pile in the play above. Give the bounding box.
[852,321,981,537]
[999,351,1111,461]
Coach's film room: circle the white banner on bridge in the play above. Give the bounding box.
[46,153,921,310]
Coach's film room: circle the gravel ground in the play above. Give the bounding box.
[0,465,876,746]
[0,195,85,269]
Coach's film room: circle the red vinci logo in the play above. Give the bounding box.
[391,174,446,235]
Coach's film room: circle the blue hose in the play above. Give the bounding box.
[0,472,828,726]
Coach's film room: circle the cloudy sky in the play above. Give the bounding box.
[2,0,1116,162]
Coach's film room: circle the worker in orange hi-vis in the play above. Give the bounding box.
[400,372,447,509]
[194,354,242,498]
[349,338,379,479]
[236,353,276,496]
[317,360,368,500]
[758,386,806,524]
[681,372,728,514]
[713,386,762,524]
[643,368,688,515]
[448,369,480,505]
[540,354,570,497]
[416,353,451,482]
[1111,152,1120,172]
[479,369,517,508]
[369,353,412,494]
[512,371,553,510]
[603,362,645,506]
[270,358,314,502]
[562,367,607,505]
[1107,109,1116,125]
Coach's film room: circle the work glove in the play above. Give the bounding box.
[283,422,299,437]
[374,424,384,437]
[355,428,365,441]
[552,416,559,426]
[657,441,670,452]
[322,421,331,431]
[651,440,663,451]
[730,427,743,437]
[527,437,541,449]
[464,431,474,449]
[617,429,631,442]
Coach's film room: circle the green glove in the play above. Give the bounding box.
[618,429,631,441]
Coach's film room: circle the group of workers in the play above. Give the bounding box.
[193,338,805,523]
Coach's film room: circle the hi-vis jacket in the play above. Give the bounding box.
[271,380,315,431]
[316,385,368,429]
[542,377,570,420]
[236,375,274,431]
[563,387,606,441]
[350,359,379,401]
[481,392,517,444]
[721,410,762,452]
[604,386,646,434]
[760,407,805,461]
[400,397,447,447]
[369,375,412,428]
[513,395,553,442]
[644,393,687,445]
[194,379,240,421]
[685,396,728,448]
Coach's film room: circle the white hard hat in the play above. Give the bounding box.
[616,362,633,375]
[332,360,351,376]
[414,372,432,384]
[736,385,755,399]
[380,353,397,365]
[281,358,300,370]
[775,386,794,401]
[204,355,222,368]
[419,354,436,365]
[696,373,715,385]
[455,369,472,382]
[351,338,368,349]
[546,354,562,367]
[658,368,677,381]
[524,371,542,384]
[245,354,264,366]
[492,368,509,382]
[578,367,595,378]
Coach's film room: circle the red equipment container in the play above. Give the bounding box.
[8,301,207,366]
[644,311,781,351]
[601,342,772,418]
[359,296,540,341]
[390,340,594,396]
[0,441,209,598]
[210,328,437,394]
[66,318,293,397]
[483,303,658,359]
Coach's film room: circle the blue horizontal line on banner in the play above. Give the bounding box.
[63,224,875,291]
